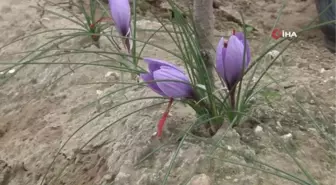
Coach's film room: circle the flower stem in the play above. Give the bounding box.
[157,98,174,137]
[229,87,236,110]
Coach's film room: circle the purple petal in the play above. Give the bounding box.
[224,35,246,87]
[109,0,131,36]
[216,37,226,80]
[140,73,166,96]
[233,32,251,67]
[153,66,192,98]
[234,32,245,41]
[143,58,184,74]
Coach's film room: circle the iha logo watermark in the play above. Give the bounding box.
[271,28,297,40]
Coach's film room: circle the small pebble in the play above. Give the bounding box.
[41,17,50,21]
[105,71,114,77]
[267,50,280,60]
[213,0,221,8]
[96,90,103,95]
[252,77,257,82]
[254,125,263,135]
[8,69,15,74]
[188,174,211,185]
[281,133,292,141]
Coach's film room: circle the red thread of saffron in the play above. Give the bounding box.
[223,29,236,48]
[89,23,95,29]
[157,98,174,137]
[89,17,113,29]
[89,17,114,41]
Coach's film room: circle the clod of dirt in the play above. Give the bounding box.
[0,122,9,138]
[213,0,221,9]
[0,160,12,185]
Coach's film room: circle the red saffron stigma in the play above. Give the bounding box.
[157,98,174,137]
[90,17,114,30]
[89,23,95,29]
[224,41,228,48]
[232,29,236,35]
[97,17,113,23]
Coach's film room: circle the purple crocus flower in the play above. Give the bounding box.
[108,0,132,52]
[140,58,193,137]
[216,31,251,90]
[140,58,193,98]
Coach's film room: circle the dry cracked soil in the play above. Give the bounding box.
[0,0,335,185]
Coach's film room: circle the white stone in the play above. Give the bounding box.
[105,71,114,77]
[281,133,292,141]
[96,90,103,95]
[8,69,15,74]
[266,50,280,60]
[254,125,263,134]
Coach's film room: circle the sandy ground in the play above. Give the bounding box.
[0,0,335,185]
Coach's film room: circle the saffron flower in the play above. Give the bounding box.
[140,58,193,98]
[216,31,251,90]
[140,58,193,137]
[108,0,132,52]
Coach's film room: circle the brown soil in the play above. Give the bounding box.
[0,0,335,185]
